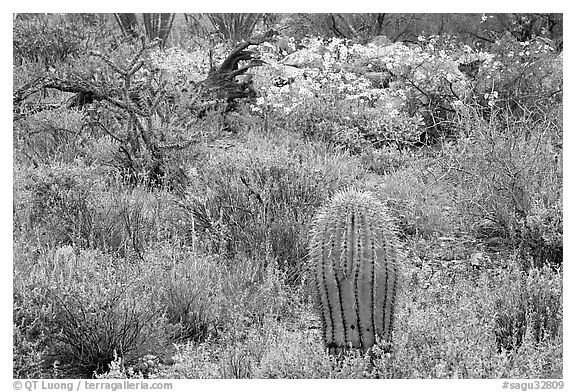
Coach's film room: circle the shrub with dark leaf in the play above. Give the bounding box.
[13,246,169,377]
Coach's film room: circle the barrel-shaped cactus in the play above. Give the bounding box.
[309,189,401,354]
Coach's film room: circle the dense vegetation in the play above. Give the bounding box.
[13,13,563,379]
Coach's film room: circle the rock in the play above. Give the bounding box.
[281,49,323,69]
[364,71,392,88]
[369,35,392,47]
[161,357,177,366]
[134,363,147,373]
[485,236,505,248]
[374,42,405,58]
[470,252,485,269]
[143,354,158,361]
[251,63,304,92]
[55,245,76,266]
[475,219,506,238]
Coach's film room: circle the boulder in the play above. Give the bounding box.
[374,42,405,59]
[364,71,393,88]
[474,218,506,238]
[281,48,323,69]
[369,35,392,47]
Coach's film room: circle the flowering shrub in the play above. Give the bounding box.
[474,33,562,114]
[370,35,493,139]
[250,35,539,146]
[247,33,560,147]
[252,37,383,110]
[126,34,562,149]
[249,37,431,148]
[149,47,211,85]
[148,44,234,86]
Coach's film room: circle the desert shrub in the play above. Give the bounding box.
[518,216,562,269]
[13,245,169,377]
[376,266,491,378]
[13,239,59,378]
[15,240,295,378]
[474,33,562,116]
[97,251,299,379]
[94,184,168,258]
[442,108,562,267]
[14,162,172,257]
[492,265,562,353]
[183,131,364,279]
[360,146,413,175]
[13,14,115,77]
[277,97,423,152]
[13,109,87,166]
[13,323,47,378]
[154,312,330,379]
[373,159,459,238]
[252,37,426,148]
[14,163,106,248]
[143,244,222,343]
[146,243,297,344]
[13,14,87,67]
[249,322,331,378]
[363,259,563,379]
[13,245,54,378]
[217,257,295,332]
[492,270,529,354]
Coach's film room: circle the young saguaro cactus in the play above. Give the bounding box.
[309,189,401,354]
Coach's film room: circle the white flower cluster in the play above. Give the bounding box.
[149,47,210,84]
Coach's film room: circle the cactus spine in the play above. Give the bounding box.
[309,189,401,354]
